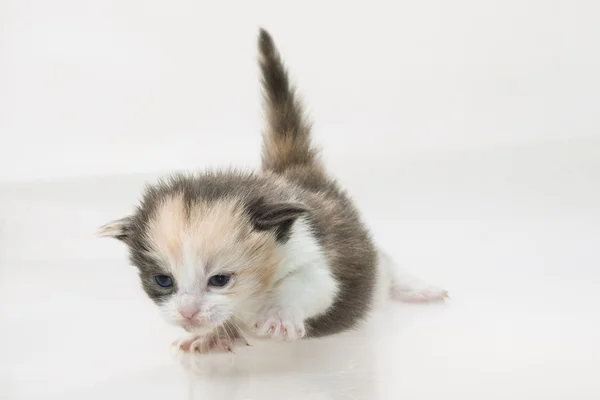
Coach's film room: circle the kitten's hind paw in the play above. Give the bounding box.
[391,283,449,303]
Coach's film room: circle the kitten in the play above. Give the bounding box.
[99,28,447,353]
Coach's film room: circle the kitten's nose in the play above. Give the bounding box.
[179,306,199,319]
[178,295,200,319]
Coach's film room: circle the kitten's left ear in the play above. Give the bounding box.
[97,216,134,242]
[247,199,309,242]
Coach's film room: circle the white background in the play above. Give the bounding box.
[2,0,599,181]
[1,1,599,399]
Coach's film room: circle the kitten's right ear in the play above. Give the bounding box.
[97,216,133,242]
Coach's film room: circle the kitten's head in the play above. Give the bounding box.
[98,176,306,334]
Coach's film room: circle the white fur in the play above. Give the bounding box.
[273,219,339,315]
[180,235,202,285]
[246,218,339,340]
[155,240,234,335]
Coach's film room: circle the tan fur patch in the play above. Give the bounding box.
[146,194,281,292]
[146,193,187,268]
[263,133,294,165]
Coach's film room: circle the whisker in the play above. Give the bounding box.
[229,312,257,331]
[224,322,234,343]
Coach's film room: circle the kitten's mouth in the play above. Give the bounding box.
[182,319,203,330]
[183,322,213,335]
[181,317,214,334]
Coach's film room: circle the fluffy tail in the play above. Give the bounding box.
[258,28,320,174]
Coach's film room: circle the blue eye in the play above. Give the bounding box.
[208,274,231,287]
[154,275,174,288]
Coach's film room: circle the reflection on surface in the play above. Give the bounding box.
[176,321,381,400]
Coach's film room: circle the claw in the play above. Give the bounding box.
[253,306,306,341]
[172,334,237,355]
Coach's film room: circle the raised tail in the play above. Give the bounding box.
[258,28,320,174]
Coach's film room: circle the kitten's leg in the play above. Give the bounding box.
[172,323,246,354]
[379,249,449,303]
[252,264,338,341]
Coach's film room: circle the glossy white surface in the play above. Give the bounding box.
[1,139,599,399]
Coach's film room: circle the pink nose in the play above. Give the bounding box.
[178,294,200,319]
[179,304,200,319]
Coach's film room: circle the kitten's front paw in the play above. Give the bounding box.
[171,333,235,354]
[253,306,306,341]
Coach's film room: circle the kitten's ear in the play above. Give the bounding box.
[247,199,309,242]
[97,216,134,242]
